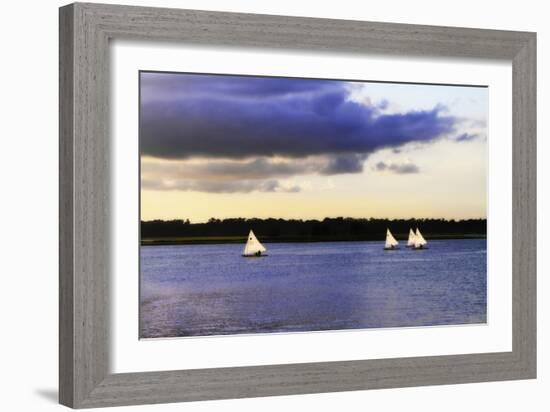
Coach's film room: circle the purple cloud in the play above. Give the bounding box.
[140,72,458,161]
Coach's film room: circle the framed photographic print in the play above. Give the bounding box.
[138,71,489,339]
[59,2,536,408]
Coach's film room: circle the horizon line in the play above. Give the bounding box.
[141,216,488,223]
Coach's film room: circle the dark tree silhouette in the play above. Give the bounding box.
[141,217,486,245]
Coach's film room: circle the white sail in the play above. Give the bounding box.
[242,230,267,256]
[414,228,428,248]
[407,228,416,247]
[384,228,399,249]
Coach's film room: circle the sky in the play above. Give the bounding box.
[140,71,487,222]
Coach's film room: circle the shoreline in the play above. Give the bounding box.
[141,234,487,246]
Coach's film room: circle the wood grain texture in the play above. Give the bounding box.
[512,35,537,375]
[59,4,74,406]
[59,2,537,408]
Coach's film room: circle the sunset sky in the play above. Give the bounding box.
[140,72,487,222]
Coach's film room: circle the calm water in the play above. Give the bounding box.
[140,239,486,338]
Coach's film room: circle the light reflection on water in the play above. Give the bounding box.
[140,239,486,338]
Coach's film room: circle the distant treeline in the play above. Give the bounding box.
[141,217,486,245]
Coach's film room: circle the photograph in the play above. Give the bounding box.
[139,71,488,339]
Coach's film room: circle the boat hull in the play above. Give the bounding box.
[384,247,399,250]
[242,254,268,257]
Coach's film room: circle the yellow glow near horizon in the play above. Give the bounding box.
[141,139,486,222]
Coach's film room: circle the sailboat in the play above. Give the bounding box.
[413,228,428,249]
[406,228,416,247]
[384,228,399,250]
[242,230,268,257]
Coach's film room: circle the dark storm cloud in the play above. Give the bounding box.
[141,72,339,101]
[140,73,458,160]
[374,161,420,174]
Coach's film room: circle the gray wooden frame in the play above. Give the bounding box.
[59,2,536,408]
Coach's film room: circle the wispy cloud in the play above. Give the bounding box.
[454,133,479,142]
[141,155,369,193]
[142,177,300,193]
[142,155,368,179]
[373,161,420,174]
